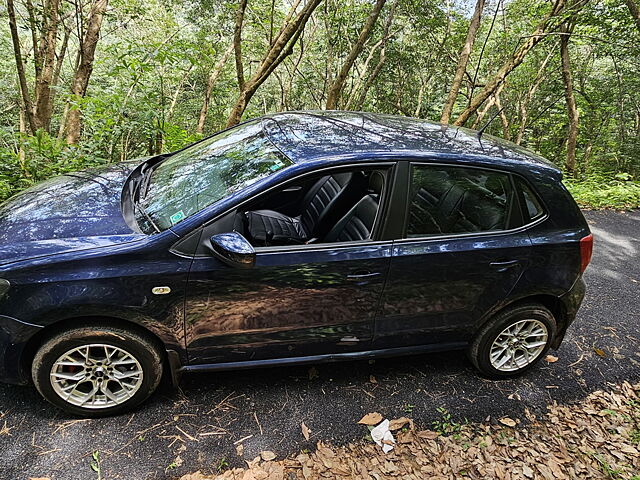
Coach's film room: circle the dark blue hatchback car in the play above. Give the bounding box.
[0,111,592,416]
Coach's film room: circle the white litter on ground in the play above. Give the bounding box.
[370,419,396,453]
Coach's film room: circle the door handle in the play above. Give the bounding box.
[346,271,381,280]
[489,260,521,272]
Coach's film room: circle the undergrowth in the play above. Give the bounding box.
[564,173,640,209]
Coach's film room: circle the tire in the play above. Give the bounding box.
[32,324,163,417]
[468,303,556,378]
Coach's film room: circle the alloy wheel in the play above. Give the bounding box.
[489,319,549,372]
[49,343,144,409]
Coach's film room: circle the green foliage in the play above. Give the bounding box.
[216,457,230,473]
[0,129,105,201]
[431,407,466,438]
[90,450,102,480]
[0,0,639,208]
[564,173,640,209]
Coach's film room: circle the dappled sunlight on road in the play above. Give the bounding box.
[588,222,638,281]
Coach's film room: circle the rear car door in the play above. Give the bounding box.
[374,162,533,349]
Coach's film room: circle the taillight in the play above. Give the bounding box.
[579,234,593,273]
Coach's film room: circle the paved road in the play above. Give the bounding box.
[1,210,638,480]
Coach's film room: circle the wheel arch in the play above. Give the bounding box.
[479,293,566,339]
[20,315,179,385]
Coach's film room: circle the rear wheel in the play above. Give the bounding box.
[468,303,556,378]
[32,324,163,417]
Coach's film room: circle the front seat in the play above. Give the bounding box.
[245,172,365,245]
[323,171,384,243]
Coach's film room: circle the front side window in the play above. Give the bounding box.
[406,165,513,237]
[137,120,292,232]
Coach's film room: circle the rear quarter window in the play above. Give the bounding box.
[515,177,545,222]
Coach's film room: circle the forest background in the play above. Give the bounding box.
[2,0,640,208]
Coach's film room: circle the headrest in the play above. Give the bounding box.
[369,171,384,194]
[484,175,506,196]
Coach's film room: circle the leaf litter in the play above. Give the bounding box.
[301,422,311,441]
[357,412,383,426]
[180,382,640,479]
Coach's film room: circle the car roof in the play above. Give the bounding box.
[261,111,560,174]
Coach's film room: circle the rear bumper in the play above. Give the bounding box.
[0,315,43,385]
[552,275,586,349]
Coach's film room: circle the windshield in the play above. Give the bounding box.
[136,120,292,233]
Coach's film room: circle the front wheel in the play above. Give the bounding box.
[32,324,163,417]
[468,303,557,378]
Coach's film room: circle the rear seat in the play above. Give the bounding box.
[450,178,507,233]
[407,170,453,235]
[408,170,506,235]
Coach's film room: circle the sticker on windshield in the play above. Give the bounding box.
[170,210,186,224]
[269,159,285,171]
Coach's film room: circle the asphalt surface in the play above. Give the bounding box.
[1,210,638,480]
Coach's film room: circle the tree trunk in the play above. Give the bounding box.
[33,0,61,133]
[25,0,42,79]
[347,0,397,111]
[414,81,426,117]
[515,47,555,144]
[471,82,504,129]
[65,0,109,144]
[7,0,38,133]
[453,0,569,127]
[493,91,511,140]
[624,0,640,32]
[353,49,387,111]
[18,96,28,175]
[52,24,71,98]
[325,0,387,110]
[343,37,384,110]
[440,0,485,124]
[560,21,579,174]
[197,43,234,134]
[167,64,194,123]
[233,0,248,92]
[226,0,322,127]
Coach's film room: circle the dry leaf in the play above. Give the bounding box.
[358,412,383,425]
[388,417,411,431]
[236,443,244,457]
[177,382,640,480]
[260,451,276,461]
[179,473,211,480]
[545,354,559,363]
[499,417,517,427]
[301,422,311,441]
[594,348,607,357]
[620,444,638,454]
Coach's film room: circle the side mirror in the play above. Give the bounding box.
[207,232,256,268]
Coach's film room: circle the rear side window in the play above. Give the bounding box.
[406,165,513,237]
[515,177,544,221]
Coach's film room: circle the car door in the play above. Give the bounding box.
[183,166,395,365]
[374,162,532,350]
